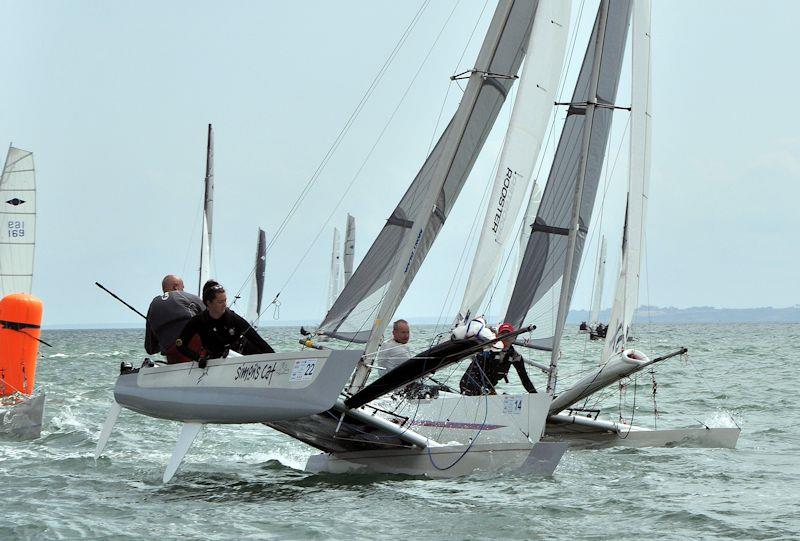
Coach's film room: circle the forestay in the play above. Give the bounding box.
[457,0,571,323]
[0,146,36,297]
[504,0,632,352]
[603,0,652,361]
[317,0,540,346]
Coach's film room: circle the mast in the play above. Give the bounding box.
[456,0,571,324]
[198,123,214,294]
[546,1,609,395]
[343,214,355,286]
[589,236,607,325]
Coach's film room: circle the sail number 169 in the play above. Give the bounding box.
[7,221,25,237]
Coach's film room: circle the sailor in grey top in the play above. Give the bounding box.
[144,274,204,361]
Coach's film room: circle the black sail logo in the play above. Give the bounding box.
[6,198,25,206]
[492,168,515,234]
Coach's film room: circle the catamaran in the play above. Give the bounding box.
[96,0,573,481]
[0,145,45,440]
[95,0,737,482]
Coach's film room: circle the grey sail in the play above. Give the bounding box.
[504,0,632,352]
[317,0,539,344]
[246,227,266,326]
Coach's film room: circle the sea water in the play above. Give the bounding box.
[1,323,798,540]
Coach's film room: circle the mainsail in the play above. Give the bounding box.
[456,0,571,323]
[198,123,214,293]
[317,0,540,353]
[603,0,652,361]
[246,228,267,326]
[589,236,607,326]
[0,146,36,297]
[504,0,632,363]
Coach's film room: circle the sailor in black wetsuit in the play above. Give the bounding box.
[460,322,537,396]
[175,280,274,367]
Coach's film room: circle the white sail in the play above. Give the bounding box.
[0,146,36,297]
[198,124,214,293]
[456,0,571,323]
[589,236,607,325]
[343,214,355,286]
[603,0,652,361]
[327,228,342,312]
[246,228,267,326]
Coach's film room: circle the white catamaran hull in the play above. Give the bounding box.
[0,392,45,440]
[305,441,568,479]
[301,392,568,478]
[114,350,361,423]
[545,413,740,450]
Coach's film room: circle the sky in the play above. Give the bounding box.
[1,0,798,328]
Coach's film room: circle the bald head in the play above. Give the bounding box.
[161,274,185,293]
[392,319,410,344]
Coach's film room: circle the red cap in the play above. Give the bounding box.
[498,322,515,334]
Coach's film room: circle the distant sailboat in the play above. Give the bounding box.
[0,145,45,440]
[579,236,608,339]
[326,214,356,312]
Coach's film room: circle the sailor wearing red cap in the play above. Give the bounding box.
[459,322,537,396]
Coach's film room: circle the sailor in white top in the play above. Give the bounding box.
[377,319,411,373]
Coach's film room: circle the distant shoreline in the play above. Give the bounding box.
[43,305,800,330]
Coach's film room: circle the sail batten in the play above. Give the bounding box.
[0,146,36,297]
[318,1,541,375]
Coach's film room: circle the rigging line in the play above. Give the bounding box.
[425,0,489,156]
[181,195,204,281]
[431,131,503,338]
[267,0,463,302]
[260,0,432,263]
[571,114,632,338]
[426,391,489,471]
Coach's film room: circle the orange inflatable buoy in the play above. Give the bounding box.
[0,293,44,397]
